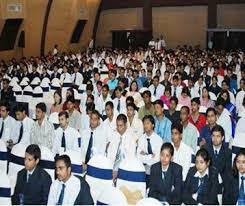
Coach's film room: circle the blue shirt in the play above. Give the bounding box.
[107,79,118,90]
[136,78,143,89]
[154,116,172,142]
[199,125,212,145]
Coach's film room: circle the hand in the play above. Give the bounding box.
[199,138,206,147]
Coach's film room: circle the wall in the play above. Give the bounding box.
[217,4,245,28]
[96,8,143,47]
[152,6,208,48]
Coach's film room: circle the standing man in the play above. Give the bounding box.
[12,144,52,205]
[48,155,94,205]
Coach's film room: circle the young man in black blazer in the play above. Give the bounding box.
[148,143,183,205]
[12,144,52,205]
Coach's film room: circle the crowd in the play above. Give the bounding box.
[0,44,245,205]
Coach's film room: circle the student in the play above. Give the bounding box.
[137,115,163,187]
[149,75,165,100]
[138,90,155,120]
[205,125,232,180]
[154,100,172,142]
[223,149,245,205]
[112,86,127,115]
[148,143,183,204]
[15,103,35,145]
[48,155,94,205]
[183,148,219,205]
[164,97,180,123]
[52,111,81,155]
[12,144,52,205]
[66,97,81,131]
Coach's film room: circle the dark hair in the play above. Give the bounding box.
[54,89,62,105]
[102,84,109,91]
[58,111,69,119]
[96,81,103,87]
[129,81,138,92]
[142,115,155,128]
[172,75,178,81]
[15,103,26,113]
[181,87,190,97]
[55,154,71,168]
[126,96,134,104]
[87,94,94,102]
[25,144,41,160]
[36,102,46,113]
[126,102,137,111]
[154,99,164,108]
[171,122,183,133]
[196,148,211,164]
[170,96,178,105]
[86,102,95,113]
[206,107,217,116]
[116,114,127,124]
[191,97,200,105]
[153,75,159,81]
[161,143,174,156]
[114,86,123,93]
[86,84,94,92]
[233,149,245,177]
[0,101,11,112]
[67,88,75,99]
[181,106,190,114]
[211,125,225,137]
[164,86,171,93]
[142,90,151,98]
[105,101,114,109]
[66,96,75,104]
[91,110,101,119]
[216,97,226,107]
[219,89,231,104]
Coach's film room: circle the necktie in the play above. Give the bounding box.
[117,99,121,113]
[74,73,77,84]
[85,132,93,164]
[57,184,66,205]
[147,138,153,155]
[0,121,4,139]
[154,87,157,96]
[17,122,23,143]
[162,171,166,180]
[61,132,66,152]
[198,87,201,95]
[214,150,218,159]
[238,176,245,205]
[173,87,177,97]
[114,136,123,170]
[26,173,31,183]
[197,176,205,201]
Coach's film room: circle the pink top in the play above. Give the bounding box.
[50,104,63,113]
[200,98,215,108]
[178,96,191,109]
[160,95,171,108]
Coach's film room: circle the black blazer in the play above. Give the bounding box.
[183,166,219,205]
[205,143,232,180]
[223,172,239,205]
[148,161,183,205]
[74,175,94,205]
[12,166,52,205]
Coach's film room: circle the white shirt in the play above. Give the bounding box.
[72,72,83,86]
[217,108,232,143]
[127,115,143,140]
[107,128,137,167]
[52,126,81,155]
[236,90,245,114]
[17,116,35,145]
[137,132,163,174]
[172,141,193,181]
[81,125,107,163]
[80,113,90,132]
[171,85,182,98]
[113,96,127,115]
[103,113,118,143]
[148,40,155,49]
[48,175,81,205]
[149,84,165,100]
[236,117,245,134]
[96,95,112,116]
[60,72,72,83]
[0,115,18,144]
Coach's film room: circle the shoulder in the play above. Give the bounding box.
[17,168,26,177]
[151,161,161,170]
[38,167,51,179]
[170,162,182,173]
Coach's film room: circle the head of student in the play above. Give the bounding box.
[116,114,127,135]
[154,100,164,117]
[195,148,211,175]
[58,111,69,129]
[54,89,62,105]
[233,149,245,177]
[105,101,114,118]
[90,110,101,130]
[25,144,41,172]
[191,97,200,113]
[66,96,76,112]
[215,97,226,115]
[180,106,190,123]
[160,143,174,168]
[171,123,183,145]
[211,125,225,147]
[126,103,137,118]
[142,90,152,105]
[15,103,27,121]
[143,115,155,134]
[206,107,217,126]
[55,155,72,182]
[0,101,10,119]
[102,84,109,98]
[35,102,46,120]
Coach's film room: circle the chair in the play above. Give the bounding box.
[19,79,28,90]
[39,146,55,181]
[209,92,217,101]
[116,158,146,198]
[86,155,114,202]
[30,77,41,89]
[0,139,8,174]
[0,173,11,205]
[136,197,163,206]
[12,84,23,102]
[48,112,59,129]
[96,186,127,205]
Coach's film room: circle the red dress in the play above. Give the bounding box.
[188,114,206,132]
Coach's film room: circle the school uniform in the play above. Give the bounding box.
[183,166,219,205]
[148,161,183,205]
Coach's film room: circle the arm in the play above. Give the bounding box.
[170,166,183,205]
[206,170,219,205]
[148,165,160,200]
[182,170,197,205]
[79,179,94,205]
[41,173,52,205]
